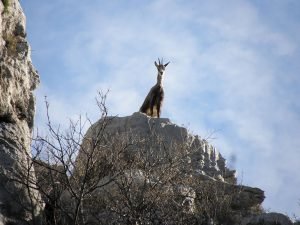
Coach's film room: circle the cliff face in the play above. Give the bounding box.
[74,112,266,224]
[84,112,237,184]
[0,1,293,224]
[0,1,42,224]
[0,0,39,125]
[74,112,297,224]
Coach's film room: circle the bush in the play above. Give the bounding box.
[2,0,9,13]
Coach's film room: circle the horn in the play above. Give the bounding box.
[158,58,160,65]
[164,61,170,67]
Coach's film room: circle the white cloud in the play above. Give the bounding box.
[25,0,300,218]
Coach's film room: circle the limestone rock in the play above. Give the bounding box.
[231,186,265,210]
[83,112,236,183]
[241,212,293,225]
[75,112,265,223]
[0,0,39,128]
[0,0,42,224]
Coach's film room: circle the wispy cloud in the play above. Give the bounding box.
[22,0,300,218]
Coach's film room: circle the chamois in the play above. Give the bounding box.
[139,58,170,118]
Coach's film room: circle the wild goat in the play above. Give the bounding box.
[139,58,170,118]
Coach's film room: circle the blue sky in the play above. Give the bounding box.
[20,0,300,218]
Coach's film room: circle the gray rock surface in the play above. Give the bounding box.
[241,212,293,225]
[0,0,42,224]
[84,112,236,183]
[79,112,265,215]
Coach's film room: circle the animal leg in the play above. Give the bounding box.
[150,96,155,117]
[150,105,154,117]
[157,103,161,118]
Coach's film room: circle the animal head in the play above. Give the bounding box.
[155,58,170,75]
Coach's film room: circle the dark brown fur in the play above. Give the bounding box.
[139,58,169,118]
[140,84,164,118]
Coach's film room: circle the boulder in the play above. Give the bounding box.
[241,212,293,225]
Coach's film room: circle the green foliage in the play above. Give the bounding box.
[3,33,19,56]
[2,0,9,13]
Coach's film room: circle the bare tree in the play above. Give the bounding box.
[31,91,121,225]
[82,131,195,224]
[4,91,262,225]
[28,91,202,225]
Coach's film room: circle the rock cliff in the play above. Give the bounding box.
[74,112,298,224]
[0,1,295,224]
[0,0,42,224]
[84,112,237,184]
[74,112,266,224]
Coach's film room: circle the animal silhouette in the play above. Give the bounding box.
[140,58,169,118]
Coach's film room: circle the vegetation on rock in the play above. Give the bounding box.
[23,93,264,225]
[1,0,9,13]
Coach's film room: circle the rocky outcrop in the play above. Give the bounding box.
[74,112,265,224]
[241,212,293,225]
[0,0,42,224]
[83,112,237,183]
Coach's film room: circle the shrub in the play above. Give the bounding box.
[2,0,9,13]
